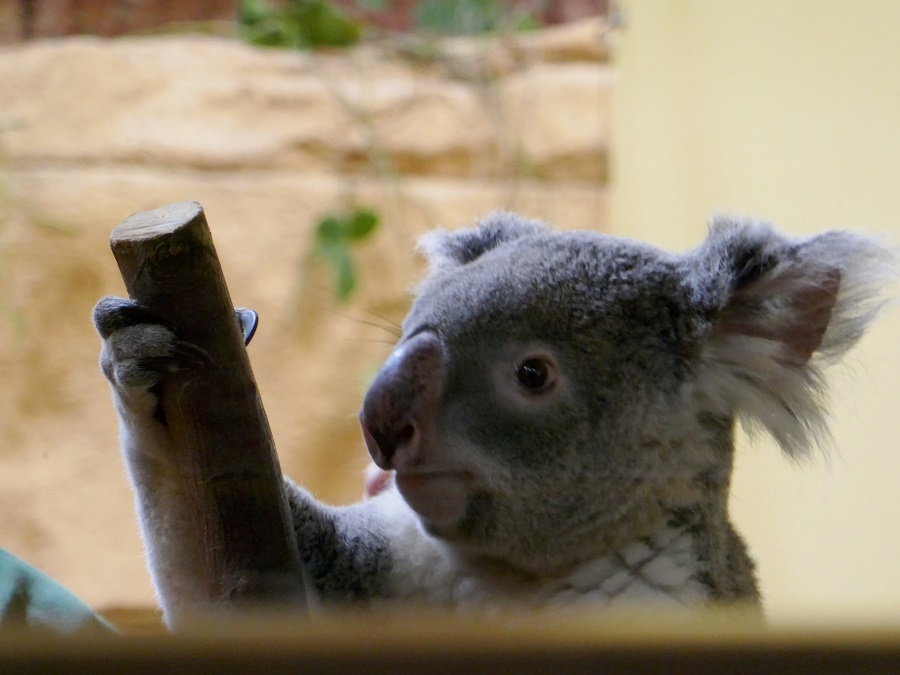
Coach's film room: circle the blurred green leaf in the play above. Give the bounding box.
[238,0,271,24]
[345,208,379,240]
[303,1,361,47]
[239,0,361,49]
[316,215,345,241]
[311,206,380,302]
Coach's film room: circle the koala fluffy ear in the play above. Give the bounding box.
[687,215,896,457]
[417,212,547,272]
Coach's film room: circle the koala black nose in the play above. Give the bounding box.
[359,331,446,471]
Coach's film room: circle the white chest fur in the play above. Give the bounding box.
[373,488,707,609]
[532,526,708,609]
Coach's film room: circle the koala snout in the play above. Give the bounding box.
[359,331,446,471]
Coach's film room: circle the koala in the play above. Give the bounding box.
[93,212,895,629]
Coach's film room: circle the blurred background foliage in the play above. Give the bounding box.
[235,0,555,302]
[238,0,361,48]
[238,0,544,48]
[0,0,606,309]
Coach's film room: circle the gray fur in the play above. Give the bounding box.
[93,212,895,628]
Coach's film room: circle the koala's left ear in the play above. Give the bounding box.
[685,215,896,457]
[417,212,547,272]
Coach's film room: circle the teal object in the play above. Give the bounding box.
[0,548,113,634]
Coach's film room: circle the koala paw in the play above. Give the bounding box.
[92,297,210,415]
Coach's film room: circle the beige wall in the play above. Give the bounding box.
[610,1,900,622]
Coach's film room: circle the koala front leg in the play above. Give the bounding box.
[93,297,218,627]
[95,297,408,622]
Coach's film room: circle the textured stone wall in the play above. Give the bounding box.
[0,18,611,609]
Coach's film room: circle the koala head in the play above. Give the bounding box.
[359,212,894,575]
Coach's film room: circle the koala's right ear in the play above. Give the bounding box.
[417,212,547,272]
[685,215,896,458]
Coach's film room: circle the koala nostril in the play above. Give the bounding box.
[398,423,415,447]
[361,420,418,471]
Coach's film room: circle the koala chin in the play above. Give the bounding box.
[94,212,896,629]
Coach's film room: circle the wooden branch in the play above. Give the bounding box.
[110,201,307,610]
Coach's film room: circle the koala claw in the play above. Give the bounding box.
[235,308,258,346]
[93,297,213,393]
[92,296,170,340]
[93,297,260,395]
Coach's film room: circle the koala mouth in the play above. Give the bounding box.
[394,470,472,527]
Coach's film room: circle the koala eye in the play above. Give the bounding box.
[516,358,556,393]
